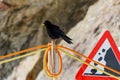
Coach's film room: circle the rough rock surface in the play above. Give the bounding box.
[36,0,120,80]
[0,0,97,80]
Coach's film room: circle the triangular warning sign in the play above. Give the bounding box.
[76,31,120,80]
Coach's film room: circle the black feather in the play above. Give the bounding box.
[61,35,73,44]
[44,20,73,44]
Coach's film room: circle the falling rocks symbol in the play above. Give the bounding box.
[76,30,120,80]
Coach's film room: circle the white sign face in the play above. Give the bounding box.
[118,47,120,51]
[83,39,110,75]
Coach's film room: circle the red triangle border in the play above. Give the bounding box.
[76,30,120,80]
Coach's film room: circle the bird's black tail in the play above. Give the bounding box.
[61,35,73,44]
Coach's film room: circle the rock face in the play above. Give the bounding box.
[36,0,120,80]
[2,0,120,80]
[0,0,97,80]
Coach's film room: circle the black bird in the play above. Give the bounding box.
[44,20,72,44]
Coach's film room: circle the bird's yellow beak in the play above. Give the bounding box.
[42,23,45,27]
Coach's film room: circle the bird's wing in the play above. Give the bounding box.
[53,25,72,40]
[52,25,65,34]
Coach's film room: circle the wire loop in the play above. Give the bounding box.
[43,46,62,78]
